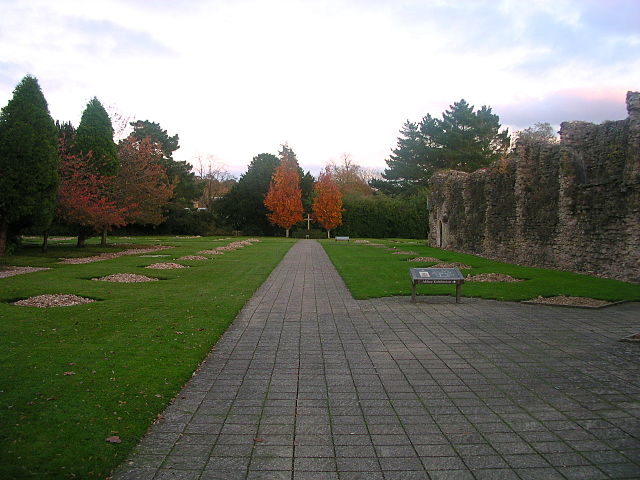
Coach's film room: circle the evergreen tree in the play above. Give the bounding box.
[218,153,281,235]
[0,75,58,255]
[437,100,510,171]
[75,97,118,175]
[374,100,510,194]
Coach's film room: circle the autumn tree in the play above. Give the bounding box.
[195,155,236,210]
[56,152,127,245]
[330,154,374,197]
[514,122,558,146]
[264,146,304,237]
[0,75,58,255]
[129,120,202,210]
[115,135,174,225]
[312,166,343,238]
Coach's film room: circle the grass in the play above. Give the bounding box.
[0,235,294,479]
[2,235,639,479]
[320,238,640,302]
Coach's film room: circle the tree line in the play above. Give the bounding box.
[1,75,552,251]
[0,75,206,254]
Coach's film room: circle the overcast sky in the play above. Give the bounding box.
[1,0,638,176]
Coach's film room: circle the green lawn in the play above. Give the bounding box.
[320,239,640,302]
[0,236,294,479]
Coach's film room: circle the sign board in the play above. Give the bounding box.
[410,268,464,284]
[409,268,464,303]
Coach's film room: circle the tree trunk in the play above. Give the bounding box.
[285,228,290,238]
[101,229,108,246]
[327,229,330,239]
[0,220,8,256]
[77,232,87,248]
[42,232,49,253]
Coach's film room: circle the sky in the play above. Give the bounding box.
[1,0,638,177]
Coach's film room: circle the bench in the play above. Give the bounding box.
[335,236,350,241]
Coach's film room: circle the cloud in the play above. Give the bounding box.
[498,88,630,130]
[0,0,638,176]
[64,17,174,58]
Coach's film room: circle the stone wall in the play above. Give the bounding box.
[428,91,640,283]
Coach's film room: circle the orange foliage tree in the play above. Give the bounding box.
[116,135,174,226]
[56,151,128,246]
[264,149,303,237]
[312,166,343,238]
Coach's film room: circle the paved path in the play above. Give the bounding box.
[113,240,640,480]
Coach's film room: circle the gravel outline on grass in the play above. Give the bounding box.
[145,262,187,270]
[59,246,173,264]
[465,273,523,283]
[0,266,50,279]
[522,295,622,309]
[92,274,159,283]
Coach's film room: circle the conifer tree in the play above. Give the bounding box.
[0,75,58,255]
[218,153,280,235]
[374,100,510,194]
[75,97,118,175]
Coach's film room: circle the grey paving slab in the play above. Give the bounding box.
[112,240,640,480]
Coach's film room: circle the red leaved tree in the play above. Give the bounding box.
[115,135,174,225]
[312,166,343,238]
[264,149,303,237]
[56,151,128,246]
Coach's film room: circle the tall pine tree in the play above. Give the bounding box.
[75,97,118,175]
[374,100,510,194]
[73,97,119,245]
[0,75,58,255]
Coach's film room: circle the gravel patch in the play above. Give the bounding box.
[408,257,441,263]
[93,274,159,283]
[391,250,418,255]
[177,255,209,260]
[13,294,95,308]
[526,295,613,307]
[0,266,50,279]
[354,240,370,244]
[465,273,522,282]
[198,239,259,255]
[145,262,187,270]
[60,246,172,264]
[432,262,472,269]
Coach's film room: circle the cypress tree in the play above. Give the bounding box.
[75,97,118,175]
[0,75,58,255]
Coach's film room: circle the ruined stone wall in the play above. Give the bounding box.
[428,91,640,283]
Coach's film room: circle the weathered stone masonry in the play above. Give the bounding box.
[429,91,640,283]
